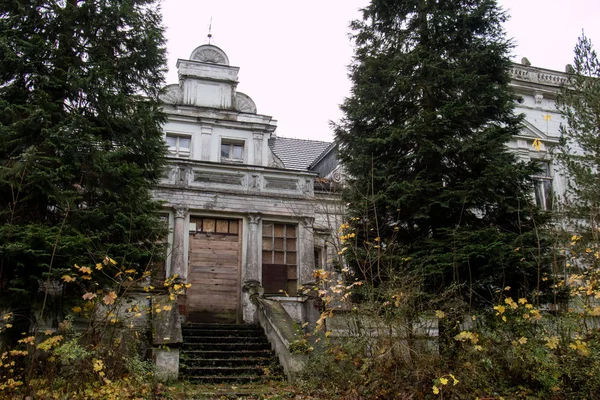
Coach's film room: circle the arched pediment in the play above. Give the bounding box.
[235,92,257,114]
[189,45,229,65]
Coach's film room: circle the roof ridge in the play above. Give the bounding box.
[275,136,332,144]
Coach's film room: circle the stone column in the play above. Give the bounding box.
[298,217,316,286]
[243,213,262,323]
[245,213,262,283]
[171,206,188,280]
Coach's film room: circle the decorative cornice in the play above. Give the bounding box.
[509,64,569,88]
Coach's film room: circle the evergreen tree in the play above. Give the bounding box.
[0,1,167,307]
[335,0,549,305]
[555,35,600,280]
[556,33,600,268]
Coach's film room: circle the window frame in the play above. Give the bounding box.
[220,138,245,163]
[166,133,191,158]
[261,222,297,296]
[533,160,554,211]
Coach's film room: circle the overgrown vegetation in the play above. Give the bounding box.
[0,0,173,396]
[0,0,168,323]
[298,1,600,399]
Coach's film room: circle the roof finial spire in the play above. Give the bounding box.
[207,17,213,44]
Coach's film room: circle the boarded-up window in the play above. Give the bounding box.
[262,223,297,295]
[190,217,239,235]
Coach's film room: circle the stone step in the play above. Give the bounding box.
[181,365,268,376]
[180,374,269,384]
[182,323,261,331]
[180,323,283,384]
[182,349,275,359]
[183,335,268,344]
[183,357,275,367]
[182,328,264,338]
[181,342,272,351]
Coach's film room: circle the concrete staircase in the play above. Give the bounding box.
[180,323,283,383]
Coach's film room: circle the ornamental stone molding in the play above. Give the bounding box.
[174,206,189,219]
[248,213,262,225]
[159,84,183,105]
[330,165,345,184]
[509,64,569,87]
[300,216,315,228]
[235,92,257,114]
[190,44,229,65]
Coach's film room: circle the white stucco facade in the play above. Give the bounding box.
[155,44,342,324]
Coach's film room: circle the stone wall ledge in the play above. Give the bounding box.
[255,297,308,380]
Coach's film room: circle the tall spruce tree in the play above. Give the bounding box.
[335,0,549,305]
[0,1,167,307]
[556,34,600,269]
[556,35,600,233]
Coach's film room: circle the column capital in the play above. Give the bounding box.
[173,206,189,219]
[248,212,262,225]
[299,216,315,228]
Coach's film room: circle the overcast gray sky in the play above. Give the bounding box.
[162,0,600,142]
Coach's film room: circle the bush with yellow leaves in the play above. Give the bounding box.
[0,256,190,398]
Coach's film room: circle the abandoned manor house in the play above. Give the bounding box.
[150,43,569,379]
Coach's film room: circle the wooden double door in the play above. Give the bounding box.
[186,217,242,323]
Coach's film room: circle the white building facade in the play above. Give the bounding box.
[156,44,341,325]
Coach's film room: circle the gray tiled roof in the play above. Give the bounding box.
[268,136,332,171]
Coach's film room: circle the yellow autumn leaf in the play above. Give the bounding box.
[435,310,445,319]
[62,275,76,283]
[102,291,117,305]
[325,331,332,338]
[93,358,103,372]
[82,292,97,301]
[432,385,440,395]
[95,263,103,270]
[545,336,559,350]
[494,305,506,315]
[517,337,527,345]
[79,266,92,274]
[439,377,448,385]
[450,374,459,385]
[72,306,82,313]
